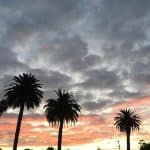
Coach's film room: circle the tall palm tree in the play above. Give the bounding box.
[0,99,8,116]
[114,108,141,150]
[44,89,81,150]
[4,73,43,150]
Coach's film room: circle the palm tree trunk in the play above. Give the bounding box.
[13,104,24,150]
[57,119,63,150]
[126,130,130,150]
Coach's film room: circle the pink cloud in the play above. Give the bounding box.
[0,97,149,148]
[113,96,150,110]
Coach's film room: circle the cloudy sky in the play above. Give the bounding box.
[0,0,150,150]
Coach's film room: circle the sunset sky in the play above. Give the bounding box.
[0,0,150,150]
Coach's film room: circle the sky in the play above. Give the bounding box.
[0,0,150,150]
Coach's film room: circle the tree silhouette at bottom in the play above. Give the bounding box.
[47,147,55,150]
[114,108,141,150]
[44,89,81,150]
[140,143,150,150]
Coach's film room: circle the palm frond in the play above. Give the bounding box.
[43,89,81,127]
[114,108,141,132]
[4,73,43,109]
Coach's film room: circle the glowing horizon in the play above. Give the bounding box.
[0,96,149,150]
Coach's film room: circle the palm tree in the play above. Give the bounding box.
[0,100,8,116]
[44,89,81,150]
[114,108,141,150]
[4,73,43,150]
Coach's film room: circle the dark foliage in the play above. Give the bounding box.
[44,89,81,150]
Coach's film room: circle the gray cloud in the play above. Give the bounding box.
[23,34,88,70]
[0,0,150,114]
[78,69,119,90]
[28,68,73,100]
[89,0,149,42]
[1,0,85,46]
[133,73,150,87]
[0,46,28,76]
[83,99,113,111]
[108,88,143,100]
[76,91,96,102]
[70,54,101,72]
[0,75,13,99]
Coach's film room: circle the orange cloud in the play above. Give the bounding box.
[113,96,150,110]
[0,114,115,147]
[0,97,149,148]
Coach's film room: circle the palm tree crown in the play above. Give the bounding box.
[114,108,141,132]
[44,89,81,126]
[5,73,43,109]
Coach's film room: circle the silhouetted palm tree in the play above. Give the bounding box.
[44,89,81,150]
[140,142,150,150]
[114,108,141,150]
[4,73,43,150]
[0,100,8,116]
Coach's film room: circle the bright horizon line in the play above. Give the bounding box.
[0,138,144,150]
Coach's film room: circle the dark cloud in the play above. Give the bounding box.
[78,69,119,90]
[29,69,73,89]
[24,34,88,70]
[89,0,149,42]
[0,75,12,99]
[83,99,113,111]
[1,0,85,46]
[0,0,149,115]
[0,46,28,76]
[83,0,150,73]
[133,73,150,87]
[28,68,73,100]
[70,54,101,72]
[76,92,96,102]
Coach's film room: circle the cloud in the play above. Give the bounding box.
[0,0,149,103]
[78,69,119,90]
[70,54,101,72]
[1,0,85,43]
[89,0,150,42]
[113,96,150,111]
[0,1,150,148]
[29,69,72,90]
[82,99,113,111]
[24,34,88,70]
[109,88,143,100]
[0,46,28,76]
[131,60,150,90]
[0,114,109,146]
